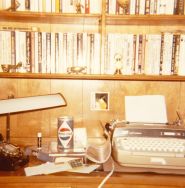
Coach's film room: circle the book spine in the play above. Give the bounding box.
[55,0,60,12]
[135,0,140,14]
[145,0,150,15]
[173,34,180,75]
[93,33,101,74]
[11,31,16,66]
[177,0,184,15]
[171,34,177,74]
[25,0,30,10]
[139,0,146,14]
[137,34,142,73]
[34,32,39,73]
[178,34,185,75]
[42,32,47,73]
[133,34,137,73]
[130,0,136,15]
[46,32,51,73]
[26,31,31,72]
[89,34,94,74]
[62,32,67,73]
[55,33,59,73]
[30,32,35,73]
[38,32,42,73]
[85,0,90,13]
[159,33,164,75]
[173,0,178,14]
[50,32,56,73]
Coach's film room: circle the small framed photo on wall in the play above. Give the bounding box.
[91,92,109,111]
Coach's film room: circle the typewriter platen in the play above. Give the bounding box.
[112,124,185,170]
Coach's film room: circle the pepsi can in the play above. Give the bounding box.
[58,116,74,149]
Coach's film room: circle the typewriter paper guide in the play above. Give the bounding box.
[125,95,168,124]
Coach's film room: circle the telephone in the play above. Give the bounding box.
[0,133,29,171]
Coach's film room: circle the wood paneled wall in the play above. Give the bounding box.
[0,78,184,146]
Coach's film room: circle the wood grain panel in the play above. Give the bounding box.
[0,79,184,146]
[50,79,83,137]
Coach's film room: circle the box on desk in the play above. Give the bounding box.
[25,142,86,164]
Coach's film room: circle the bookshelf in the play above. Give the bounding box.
[0,0,185,147]
[1,72,185,81]
[0,1,185,79]
[0,11,101,25]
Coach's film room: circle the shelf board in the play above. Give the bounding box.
[0,11,184,26]
[0,11,101,25]
[0,73,185,81]
[106,15,185,25]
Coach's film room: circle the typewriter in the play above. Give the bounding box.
[112,124,185,170]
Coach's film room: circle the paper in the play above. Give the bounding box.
[24,162,72,176]
[125,95,168,124]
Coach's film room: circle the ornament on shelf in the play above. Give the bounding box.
[114,53,123,75]
[117,0,130,14]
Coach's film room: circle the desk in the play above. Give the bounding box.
[0,158,185,188]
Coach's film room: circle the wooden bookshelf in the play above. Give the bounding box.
[106,15,185,26]
[0,11,101,25]
[1,72,185,81]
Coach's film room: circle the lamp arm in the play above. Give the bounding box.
[6,113,10,143]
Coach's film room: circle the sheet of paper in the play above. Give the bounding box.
[24,162,72,176]
[125,95,168,124]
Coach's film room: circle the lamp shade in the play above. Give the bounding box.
[0,93,67,115]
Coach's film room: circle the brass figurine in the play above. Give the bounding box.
[75,2,84,14]
[67,66,87,74]
[1,62,22,73]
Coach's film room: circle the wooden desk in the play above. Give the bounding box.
[0,158,185,188]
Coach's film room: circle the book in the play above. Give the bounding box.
[122,34,134,75]
[38,32,42,73]
[173,34,181,75]
[11,31,16,67]
[50,32,56,73]
[26,31,31,72]
[161,33,173,75]
[178,34,185,75]
[46,32,51,73]
[144,34,161,75]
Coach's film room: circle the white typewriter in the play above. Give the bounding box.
[112,124,185,170]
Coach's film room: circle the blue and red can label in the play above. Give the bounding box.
[58,116,74,149]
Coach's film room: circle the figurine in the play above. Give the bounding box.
[67,66,87,74]
[117,0,129,14]
[75,2,84,13]
[114,53,123,75]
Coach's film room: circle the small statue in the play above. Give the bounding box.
[67,66,87,74]
[114,53,123,75]
[1,62,22,73]
[76,3,84,14]
[117,0,129,14]
[5,0,20,11]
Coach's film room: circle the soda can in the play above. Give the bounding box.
[57,116,74,149]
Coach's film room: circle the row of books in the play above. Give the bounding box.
[107,0,184,15]
[1,30,185,76]
[104,33,185,75]
[0,0,102,14]
[0,30,101,74]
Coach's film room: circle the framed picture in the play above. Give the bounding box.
[91,92,109,111]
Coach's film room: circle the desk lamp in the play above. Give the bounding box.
[0,93,67,143]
